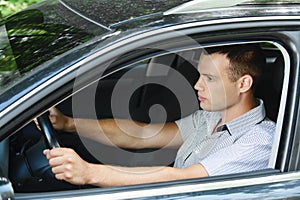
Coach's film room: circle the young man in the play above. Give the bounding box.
[43,43,275,187]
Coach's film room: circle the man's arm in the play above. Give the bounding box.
[48,107,183,149]
[44,148,208,187]
[88,163,208,187]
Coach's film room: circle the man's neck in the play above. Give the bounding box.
[219,96,257,125]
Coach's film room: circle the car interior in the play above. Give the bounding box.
[2,42,285,192]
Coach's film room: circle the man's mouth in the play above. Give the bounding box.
[198,95,207,102]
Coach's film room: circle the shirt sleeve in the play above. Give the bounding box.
[200,130,273,176]
[175,110,205,141]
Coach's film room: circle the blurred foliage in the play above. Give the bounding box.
[0,6,94,88]
[0,0,42,20]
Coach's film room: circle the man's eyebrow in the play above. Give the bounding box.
[200,73,217,77]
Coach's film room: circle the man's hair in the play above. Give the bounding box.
[204,43,264,88]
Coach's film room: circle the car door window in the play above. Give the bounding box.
[8,42,287,193]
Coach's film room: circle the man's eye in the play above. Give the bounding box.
[205,76,213,81]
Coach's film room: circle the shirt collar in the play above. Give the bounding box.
[225,99,266,136]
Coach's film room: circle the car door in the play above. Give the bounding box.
[2,13,300,199]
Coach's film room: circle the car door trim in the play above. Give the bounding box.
[15,171,300,199]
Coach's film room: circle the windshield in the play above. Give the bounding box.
[0,0,107,92]
[0,25,19,89]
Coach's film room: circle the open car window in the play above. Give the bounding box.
[8,41,287,194]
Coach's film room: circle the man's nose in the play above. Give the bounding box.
[194,76,204,91]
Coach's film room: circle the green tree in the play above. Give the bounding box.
[0,0,41,20]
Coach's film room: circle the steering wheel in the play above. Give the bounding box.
[37,112,60,149]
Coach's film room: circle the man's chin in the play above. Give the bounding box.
[200,102,221,112]
[200,103,211,111]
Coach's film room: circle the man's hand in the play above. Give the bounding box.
[43,148,91,185]
[35,107,73,132]
[48,107,71,131]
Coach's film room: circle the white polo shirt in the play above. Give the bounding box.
[174,99,275,176]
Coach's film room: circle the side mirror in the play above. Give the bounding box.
[0,177,14,200]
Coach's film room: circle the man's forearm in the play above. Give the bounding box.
[85,163,208,187]
[71,118,149,148]
[70,118,181,149]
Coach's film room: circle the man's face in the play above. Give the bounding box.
[194,53,241,112]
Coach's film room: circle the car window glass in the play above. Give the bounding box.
[0,25,20,90]
[0,2,107,92]
[9,43,286,193]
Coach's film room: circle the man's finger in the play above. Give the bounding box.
[33,118,41,131]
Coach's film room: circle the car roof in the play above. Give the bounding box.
[164,0,300,14]
[59,0,190,28]
[60,0,300,28]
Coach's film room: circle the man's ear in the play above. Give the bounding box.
[238,74,253,93]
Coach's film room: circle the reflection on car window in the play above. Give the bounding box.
[0,6,105,91]
[0,25,20,89]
